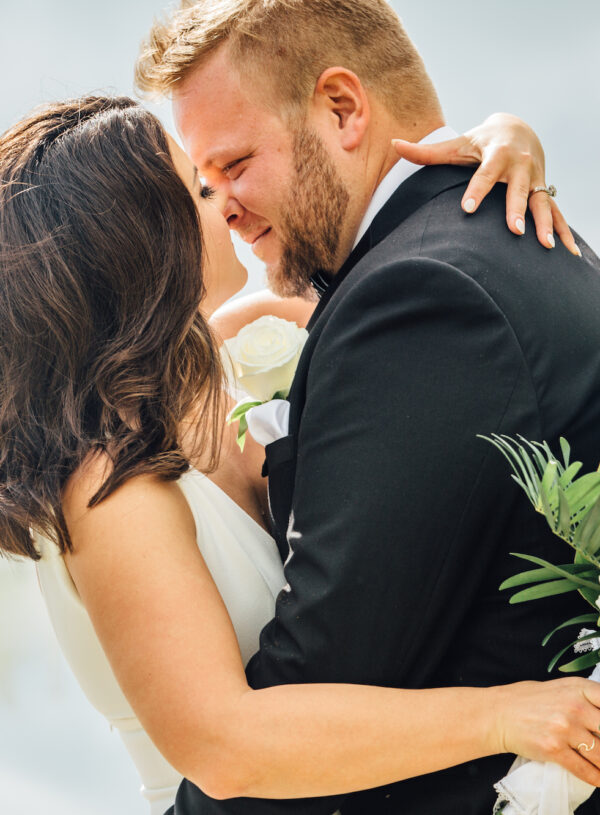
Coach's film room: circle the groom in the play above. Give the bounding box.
[138,1,600,813]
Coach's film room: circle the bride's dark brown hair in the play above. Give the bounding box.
[0,96,224,559]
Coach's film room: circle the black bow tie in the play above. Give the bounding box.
[309,270,333,299]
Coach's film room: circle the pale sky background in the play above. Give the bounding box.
[0,2,599,813]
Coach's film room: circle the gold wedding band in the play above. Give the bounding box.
[529,184,557,199]
[577,738,596,752]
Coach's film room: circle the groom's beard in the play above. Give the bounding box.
[269,128,350,298]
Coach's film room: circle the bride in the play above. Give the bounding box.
[1,96,599,815]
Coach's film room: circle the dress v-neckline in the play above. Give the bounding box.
[187,467,273,541]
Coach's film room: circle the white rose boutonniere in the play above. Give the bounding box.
[222,315,308,450]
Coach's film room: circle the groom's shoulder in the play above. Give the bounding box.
[309,180,600,393]
[413,181,600,337]
[338,180,600,332]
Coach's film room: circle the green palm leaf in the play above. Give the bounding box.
[500,564,595,591]
[547,637,585,673]
[559,461,583,488]
[560,437,572,468]
[565,474,600,526]
[542,613,599,647]
[509,579,581,604]
[483,433,600,673]
[558,650,600,673]
[481,434,600,568]
[576,494,600,554]
[547,631,600,673]
[505,553,600,592]
[482,435,538,505]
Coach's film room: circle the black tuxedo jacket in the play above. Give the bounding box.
[172,165,600,815]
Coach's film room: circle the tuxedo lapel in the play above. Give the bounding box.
[367,163,472,247]
[307,164,472,332]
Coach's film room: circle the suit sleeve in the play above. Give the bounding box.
[180,258,535,814]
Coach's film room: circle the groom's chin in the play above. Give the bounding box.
[265,260,313,300]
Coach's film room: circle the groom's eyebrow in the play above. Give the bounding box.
[201,147,243,172]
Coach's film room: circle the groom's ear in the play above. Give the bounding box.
[312,68,370,151]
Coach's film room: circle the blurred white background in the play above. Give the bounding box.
[0,1,599,813]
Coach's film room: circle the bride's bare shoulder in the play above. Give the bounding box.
[61,450,191,552]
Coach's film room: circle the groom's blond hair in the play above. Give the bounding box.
[136,0,441,120]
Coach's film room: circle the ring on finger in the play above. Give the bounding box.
[577,737,596,752]
[529,184,557,199]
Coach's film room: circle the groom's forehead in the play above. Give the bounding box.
[173,47,290,149]
[174,77,290,171]
[175,100,274,172]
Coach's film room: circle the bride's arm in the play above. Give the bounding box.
[63,466,600,801]
[394,112,579,255]
[210,290,316,343]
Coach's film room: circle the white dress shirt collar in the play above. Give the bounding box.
[352,125,458,249]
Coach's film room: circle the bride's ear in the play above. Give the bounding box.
[312,67,370,151]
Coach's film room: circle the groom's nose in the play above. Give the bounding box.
[222,194,245,230]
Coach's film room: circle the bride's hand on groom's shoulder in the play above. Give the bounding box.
[490,677,600,786]
[392,112,580,257]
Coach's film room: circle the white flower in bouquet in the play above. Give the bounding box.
[222,315,308,449]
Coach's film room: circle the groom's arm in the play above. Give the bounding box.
[180,257,531,814]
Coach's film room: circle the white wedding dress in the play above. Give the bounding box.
[35,468,285,814]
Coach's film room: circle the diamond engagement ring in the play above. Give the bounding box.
[529,184,557,199]
[577,738,596,752]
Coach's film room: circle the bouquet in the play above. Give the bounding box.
[483,433,600,814]
[483,433,600,669]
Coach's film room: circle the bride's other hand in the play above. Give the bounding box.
[392,113,580,257]
[492,677,600,786]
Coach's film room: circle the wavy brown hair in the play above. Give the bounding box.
[0,96,224,559]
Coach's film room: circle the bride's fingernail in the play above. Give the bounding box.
[574,245,582,257]
[547,233,555,248]
[515,218,525,235]
[463,198,476,213]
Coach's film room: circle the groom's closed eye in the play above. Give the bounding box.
[222,153,254,180]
